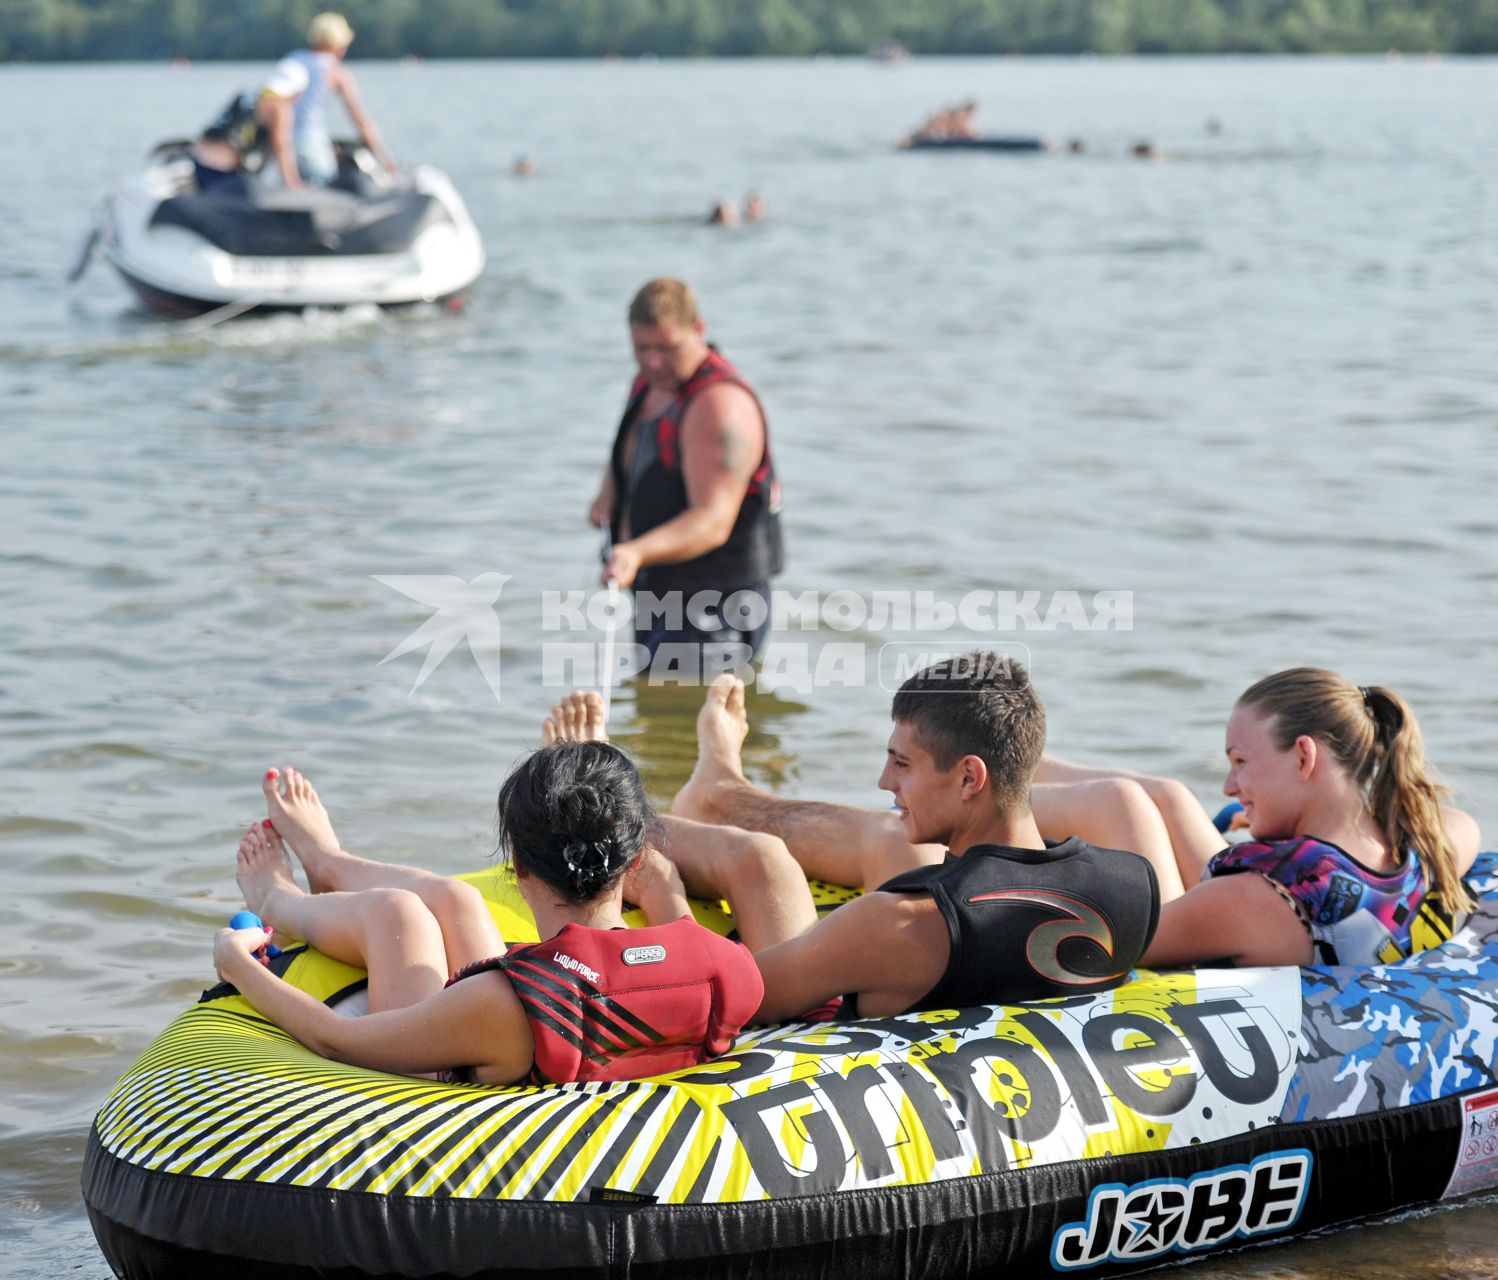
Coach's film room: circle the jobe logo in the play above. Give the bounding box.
[1051,1150,1312,1268]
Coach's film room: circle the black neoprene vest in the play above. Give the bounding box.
[877,838,1160,1009]
[609,347,785,598]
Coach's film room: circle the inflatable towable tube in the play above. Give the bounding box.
[85,855,1498,1279]
[902,136,1047,152]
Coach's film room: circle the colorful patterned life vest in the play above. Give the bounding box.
[609,347,785,597]
[446,916,763,1085]
[1206,836,1454,965]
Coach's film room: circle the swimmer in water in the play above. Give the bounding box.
[707,199,740,227]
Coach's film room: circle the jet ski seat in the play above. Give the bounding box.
[149,187,450,257]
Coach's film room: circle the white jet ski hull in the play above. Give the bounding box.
[95,149,485,317]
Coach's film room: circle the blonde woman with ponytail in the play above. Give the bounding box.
[1033,668,1481,968]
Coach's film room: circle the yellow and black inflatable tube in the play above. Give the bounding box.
[84,855,1498,1278]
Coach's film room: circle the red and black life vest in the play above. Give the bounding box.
[446,916,763,1085]
[609,347,785,597]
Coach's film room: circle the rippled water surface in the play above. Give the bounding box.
[2,55,1496,1277]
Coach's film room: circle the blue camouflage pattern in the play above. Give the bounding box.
[1283,851,1498,1122]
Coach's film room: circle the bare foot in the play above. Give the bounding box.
[235,822,302,922]
[542,690,609,746]
[670,675,750,822]
[579,690,607,742]
[262,766,342,894]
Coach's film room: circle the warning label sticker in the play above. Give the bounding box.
[1443,1088,1498,1199]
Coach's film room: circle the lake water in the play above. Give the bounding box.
[1,54,1496,1277]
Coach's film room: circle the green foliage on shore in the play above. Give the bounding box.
[2,0,1495,60]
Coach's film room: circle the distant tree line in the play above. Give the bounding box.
[2,0,1495,60]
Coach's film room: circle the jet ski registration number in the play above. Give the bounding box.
[231,258,309,283]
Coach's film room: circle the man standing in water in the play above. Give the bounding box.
[258,11,396,189]
[590,278,785,669]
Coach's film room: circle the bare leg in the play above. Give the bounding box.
[262,767,503,973]
[619,845,692,927]
[1035,755,1224,887]
[1030,780,1187,900]
[670,675,942,891]
[655,814,818,951]
[236,823,450,1013]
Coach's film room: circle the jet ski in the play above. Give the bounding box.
[76,139,485,318]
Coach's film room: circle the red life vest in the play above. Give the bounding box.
[609,347,785,596]
[446,916,763,1085]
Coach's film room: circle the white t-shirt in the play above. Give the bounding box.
[261,56,310,100]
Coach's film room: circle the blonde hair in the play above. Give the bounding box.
[308,12,355,51]
[628,278,699,328]
[1237,667,1473,914]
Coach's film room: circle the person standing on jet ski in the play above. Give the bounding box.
[257,12,396,190]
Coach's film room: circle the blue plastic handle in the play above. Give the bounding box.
[1212,800,1245,834]
[227,910,282,958]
